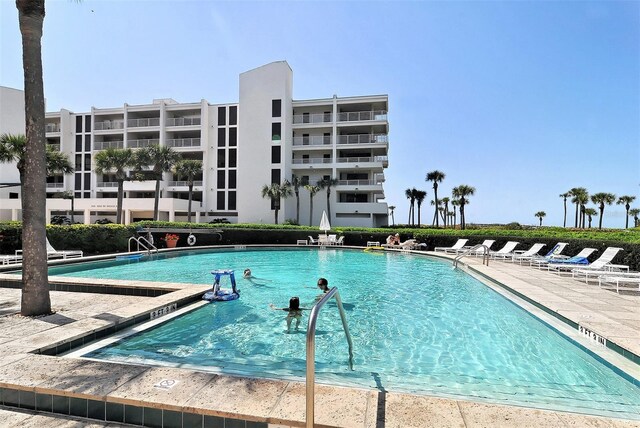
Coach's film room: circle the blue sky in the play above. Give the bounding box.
[1,0,638,228]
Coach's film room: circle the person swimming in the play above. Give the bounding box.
[243,268,252,278]
[270,297,309,332]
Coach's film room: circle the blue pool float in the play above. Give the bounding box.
[203,269,240,302]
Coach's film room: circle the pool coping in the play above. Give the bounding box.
[0,245,638,427]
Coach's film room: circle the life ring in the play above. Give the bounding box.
[187,234,197,246]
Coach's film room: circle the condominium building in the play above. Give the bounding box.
[0,61,389,227]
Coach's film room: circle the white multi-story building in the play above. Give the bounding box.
[0,61,389,227]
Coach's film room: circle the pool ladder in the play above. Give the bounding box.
[127,235,158,255]
[453,244,490,268]
[306,287,354,428]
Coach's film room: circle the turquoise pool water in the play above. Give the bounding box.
[54,249,640,420]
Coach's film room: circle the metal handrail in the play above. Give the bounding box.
[127,235,158,254]
[306,287,353,428]
[453,244,489,268]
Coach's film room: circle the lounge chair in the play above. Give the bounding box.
[598,275,640,294]
[434,239,469,253]
[398,239,420,250]
[455,239,495,256]
[572,268,636,284]
[489,241,520,259]
[531,247,597,269]
[524,242,568,266]
[308,236,319,245]
[334,236,345,246]
[17,237,83,259]
[548,247,624,274]
[509,243,546,263]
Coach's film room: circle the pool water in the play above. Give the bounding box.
[54,249,640,420]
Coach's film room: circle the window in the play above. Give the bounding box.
[217,107,226,126]
[272,123,281,140]
[84,154,91,171]
[75,192,82,199]
[75,155,82,170]
[75,135,82,152]
[228,170,236,189]
[84,192,91,198]
[217,191,225,210]
[271,169,281,185]
[217,149,225,168]
[302,133,309,145]
[228,191,236,210]
[228,128,237,146]
[324,111,331,122]
[84,134,91,152]
[217,128,226,147]
[84,172,91,189]
[303,112,309,123]
[85,115,91,132]
[271,146,281,164]
[301,175,309,185]
[75,174,82,190]
[228,149,237,168]
[272,99,281,118]
[229,106,237,125]
[324,132,331,145]
[76,116,83,133]
[217,170,225,188]
[9,192,18,199]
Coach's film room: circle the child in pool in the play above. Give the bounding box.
[270,297,309,332]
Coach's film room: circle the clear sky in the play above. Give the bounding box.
[1,0,638,228]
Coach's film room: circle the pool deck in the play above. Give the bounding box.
[0,249,638,427]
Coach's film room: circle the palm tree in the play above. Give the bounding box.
[584,208,598,228]
[559,192,571,228]
[405,188,415,225]
[0,134,74,185]
[590,192,616,230]
[15,0,48,316]
[440,197,450,227]
[138,144,181,221]
[290,175,303,225]
[317,177,339,222]
[617,195,636,229]
[629,208,640,228]
[94,148,136,224]
[388,205,396,226]
[261,180,292,224]
[426,170,445,227]
[304,184,320,226]
[570,187,587,228]
[173,159,203,223]
[414,190,427,227]
[451,199,459,228]
[534,211,546,226]
[452,185,475,230]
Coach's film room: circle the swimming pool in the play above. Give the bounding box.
[54,248,640,420]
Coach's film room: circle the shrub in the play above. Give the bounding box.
[283,219,299,226]
[50,215,71,225]
[95,218,114,224]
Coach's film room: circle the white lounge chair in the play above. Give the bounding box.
[16,237,83,259]
[308,236,319,245]
[598,275,640,294]
[334,236,345,246]
[531,247,597,269]
[489,241,520,259]
[548,247,625,274]
[525,242,568,266]
[455,239,495,256]
[572,268,636,284]
[398,239,420,250]
[434,239,469,253]
[510,243,546,263]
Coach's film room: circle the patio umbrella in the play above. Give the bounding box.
[319,210,331,235]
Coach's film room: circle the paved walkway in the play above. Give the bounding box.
[0,250,638,427]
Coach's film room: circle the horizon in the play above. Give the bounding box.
[1,1,638,228]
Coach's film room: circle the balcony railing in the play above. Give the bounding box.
[292,136,331,146]
[94,141,124,150]
[336,156,388,164]
[293,113,332,124]
[168,180,203,187]
[292,158,333,165]
[94,120,124,131]
[128,139,159,149]
[166,117,201,126]
[96,182,119,188]
[46,182,64,188]
[338,134,388,145]
[337,110,387,122]
[127,118,160,128]
[45,124,60,133]
[167,138,201,148]
[336,180,382,186]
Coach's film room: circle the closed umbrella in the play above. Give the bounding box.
[319,210,331,235]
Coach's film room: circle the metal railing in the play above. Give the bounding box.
[128,235,158,254]
[45,124,60,133]
[128,139,159,149]
[46,182,64,188]
[337,134,388,145]
[454,244,490,268]
[336,179,381,186]
[127,118,159,128]
[337,110,387,122]
[96,181,118,188]
[94,141,124,150]
[166,117,201,126]
[168,180,203,187]
[292,158,332,164]
[167,137,201,148]
[94,120,124,130]
[293,112,332,124]
[292,136,332,146]
[306,287,353,428]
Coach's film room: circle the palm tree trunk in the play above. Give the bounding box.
[295,191,300,225]
[391,211,395,226]
[326,189,331,221]
[117,181,124,224]
[417,203,421,226]
[460,204,465,230]
[574,203,579,228]
[433,186,439,227]
[153,178,161,221]
[274,206,279,224]
[625,205,630,229]
[18,0,50,316]
[70,197,75,224]
[309,196,313,226]
[598,206,604,230]
[562,199,567,228]
[187,184,193,223]
[408,203,412,224]
[539,218,542,226]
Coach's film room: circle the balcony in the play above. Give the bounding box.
[168,180,203,187]
[335,202,388,215]
[338,134,388,145]
[337,110,387,122]
[123,180,156,192]
[292,158,333,165]
[94,141,124,150]
[336,155,388,168]
[96,182,119,188]
[94,120,124,131]
[293,112,332,124]
[166,117,201,126]
[337,180,383,186]
[292,136,331,146]
[128,139,159,149]
[45,123,60,133]
[167,138,201,148]
[46,182,64,189]
[127,118,159,128]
